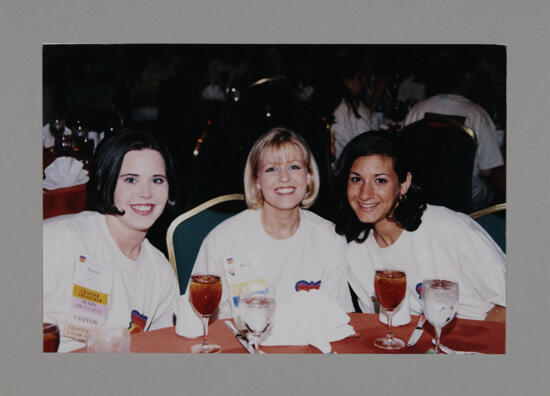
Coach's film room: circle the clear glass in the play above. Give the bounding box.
[189,273,223,353]
[239,283,275,353]
[86,326,131,353]
[422,279,459,354]
[373,269,407,350]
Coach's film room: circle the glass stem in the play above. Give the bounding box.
[386,310,394,340]
[251,333,259,354]
[434,327,442,354]
[201,316,209,346]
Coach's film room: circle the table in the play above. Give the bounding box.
[75,314,505,354]
[43,183,88,219]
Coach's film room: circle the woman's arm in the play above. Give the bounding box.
[485,304,506,323]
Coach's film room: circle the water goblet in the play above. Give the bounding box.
[239,283,275,354]
[373,269,407,350]
[86,326,131,353]
[422,279,459,354]
[189,273,223,353]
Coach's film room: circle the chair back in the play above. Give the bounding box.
[469,203,506,253]
[166,194,246,293]
[402,117,477,213]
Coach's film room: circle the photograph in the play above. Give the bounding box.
[42,44,506,355]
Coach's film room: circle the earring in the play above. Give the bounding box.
[399,193,407,202]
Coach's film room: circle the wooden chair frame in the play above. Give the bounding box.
[166,193,245,280]
[469,203,506,219]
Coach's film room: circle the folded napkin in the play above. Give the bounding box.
[202,84,226,101]
[43,156,89,190]
[261,289,355,353]
[175,294,203,338]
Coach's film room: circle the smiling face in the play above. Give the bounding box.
[110,149,169,234]
[255,145,312,213]
[347,155,411,227]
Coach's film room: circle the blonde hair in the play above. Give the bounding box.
[244,127,320,210]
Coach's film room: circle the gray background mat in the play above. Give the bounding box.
[1,0,549,395]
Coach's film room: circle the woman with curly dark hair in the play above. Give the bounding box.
[334,130,506,323]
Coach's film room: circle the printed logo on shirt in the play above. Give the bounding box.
[416,282,423,299]
[128,310,148,334]
[226,257,234,265]
[79,255,86,263]
[295,280,321,292]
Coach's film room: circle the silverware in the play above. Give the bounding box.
[431,338,486,355]
[407,315,426,346]
[224,320,256,354]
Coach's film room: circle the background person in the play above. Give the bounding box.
[331,59,374,164]
[43,128,179,352]
[403,56,504,210]
[334,131,506,323]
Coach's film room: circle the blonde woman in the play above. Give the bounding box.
[191,127,353,318]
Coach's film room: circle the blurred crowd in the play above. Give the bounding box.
[43,44,506,232]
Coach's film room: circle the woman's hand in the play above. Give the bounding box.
[485,304,506,323]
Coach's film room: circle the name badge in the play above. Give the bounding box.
[63,254,114,342]
[223,252,269,325]
[73,254,113,294]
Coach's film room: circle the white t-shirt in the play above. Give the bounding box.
[43,211,179,352]
[191,209,353,319]
[347,205,506,321]
[331,98,373,162]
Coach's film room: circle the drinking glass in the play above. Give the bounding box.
[43,323,60,353]
[239,283,275,354]
[373,269,407,350]
[189,273,223,353]
[50,119,66,155]
[86,326,131,353]
[422,279,459,354]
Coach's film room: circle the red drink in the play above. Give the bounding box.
[374,269,407,310]
[189,274,222,316]
[43,323,60,352]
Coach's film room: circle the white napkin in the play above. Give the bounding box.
[43,156,89,190]
[261,289,355,353]
[175,294,203,338]
[202,84,226,100]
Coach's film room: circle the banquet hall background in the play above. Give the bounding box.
[42,44,506,254]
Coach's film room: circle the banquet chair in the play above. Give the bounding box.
[469,203,506,253]
[166,194,246,293]
[401,118,477,213]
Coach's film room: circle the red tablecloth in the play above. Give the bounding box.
[74,314,505,354]
[43,183,88,219]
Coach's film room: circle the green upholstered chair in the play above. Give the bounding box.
[469,203,506,253]
[166,194,246,293]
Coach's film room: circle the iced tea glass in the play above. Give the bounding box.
[189,273,223,353]
[374,269,407,350]
[43,323,60,353]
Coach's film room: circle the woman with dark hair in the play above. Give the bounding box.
[43,128,179,352]
[330,60,374,162]
[334,131,506,323]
